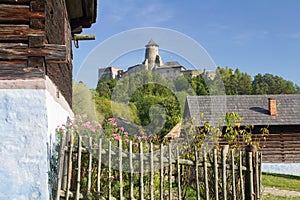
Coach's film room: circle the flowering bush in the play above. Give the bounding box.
[56,114,149,152]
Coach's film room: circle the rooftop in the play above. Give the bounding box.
[184,94,300,126]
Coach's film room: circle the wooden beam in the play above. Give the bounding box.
[0,4,44,23]
[0,60,44,79]
[0,25,44,41]
[0,0,30,4]
[0,43,66,62]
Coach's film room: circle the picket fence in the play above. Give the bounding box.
[55,132,262,200]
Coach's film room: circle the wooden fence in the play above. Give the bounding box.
[55,132,262,200]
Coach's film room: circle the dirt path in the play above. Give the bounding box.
[263,186,300,197]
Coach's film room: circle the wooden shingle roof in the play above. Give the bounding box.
[184,95,300,126]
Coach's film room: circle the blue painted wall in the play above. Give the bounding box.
[0,89,71,199]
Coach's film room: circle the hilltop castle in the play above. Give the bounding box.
[98,39,215,81]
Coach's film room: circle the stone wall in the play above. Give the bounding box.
[0,77,73,199]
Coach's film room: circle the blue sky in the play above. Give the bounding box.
[73,0,300,87]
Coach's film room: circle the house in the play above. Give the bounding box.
[184,95,300,163]
[0,0,96,199]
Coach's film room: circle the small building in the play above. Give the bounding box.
[184,95,300,163]
[0,0,96,199]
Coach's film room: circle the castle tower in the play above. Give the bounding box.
[144,39,162,70]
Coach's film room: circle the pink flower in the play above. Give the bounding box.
[124,132,129,137]
[108,118,117,126]
[133,143,138,147]
[125,139,130,143]
[82,121,91,129]
[119,127,124,132]
[82,114,87,119]
[113,134,121,140]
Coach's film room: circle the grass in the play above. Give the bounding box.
[262,172,300,192]
[263,195,300,200]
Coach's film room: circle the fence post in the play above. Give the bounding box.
[245,145,256,200]
[222,145,229,200]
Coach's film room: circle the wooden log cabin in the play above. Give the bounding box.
[0,0,96,199]
[184,95,300,163]
[0,0,97,106]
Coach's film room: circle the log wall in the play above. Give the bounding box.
[0,0,72,106]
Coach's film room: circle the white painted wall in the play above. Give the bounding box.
[0,85,72,199]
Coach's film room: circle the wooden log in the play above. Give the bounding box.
[66,132,74,200]
[140,142,144,200]
[87,137,92,194]
[75,136,82,200]
[231,150,236,200]
[203,148,209,200]
[239,151,245,200]
[195,148,200,200]
[129,141,134,199]
[0,0,30,4]
[160,144,164,200]
[119,139,123,199]
[222,146,228,200]
[0,4,44,23]
[30,0,45,12]
[176,146,182,200]
[168,143,172,200]
[0,43,66,62]
[29,36,44,47]
[213,149,219,200]
[55,132,67,200]
[108,141,112,199]
[97,139,102,193]
[0,25,44,41]
[150,143,154,200]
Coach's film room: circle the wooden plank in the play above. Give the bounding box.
[239,151,245,200]
[150,143,154,200]
[255,152,260,200]
[176,146,182,200]
[213,149,219,200]
[0,60,27,68]
[248,152,254,200]
[160,144,164,200]
[129,141,134,199]
[0,4,44,23]
[55,133,67,200]
[0,43,66,61]
[195,148,200,200]
[231,150,236,200]
[168,143,172,200]
[87,137,92,194]
[119,139,123,199]
[222,146,227,200]
[108,141,112,199]
[75,136,82,200]
[203,149,209,200]
[97,139,102,193]
[0,0,30,4]
[140,142,144,200]
[66,132,74,200]
[0,25,44,41]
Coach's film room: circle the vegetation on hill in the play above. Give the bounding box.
[73,66,299,140]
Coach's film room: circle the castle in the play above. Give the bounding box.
[98,39,215,82]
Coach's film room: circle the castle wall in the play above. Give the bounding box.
[0,77,73,199]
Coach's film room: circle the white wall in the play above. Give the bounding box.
[0,78,73,200]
